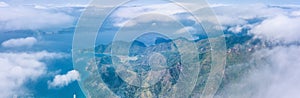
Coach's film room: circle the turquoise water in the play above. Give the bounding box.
[25,57,85,98]
[33,32,85,98]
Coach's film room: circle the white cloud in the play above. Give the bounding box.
[175,26,196,34]
[0,51,64,98]
[192,4,300,37]
[259,46,300,98]
[48,70,80,88]
[251,15,300,43]
[228,25,243,33]
[291,10,300,16]
[114,14,174,27]
[0,7,74,31]
[193,4,287,30]
[110,3,289,32]
[3,0,90,7]
[111,2,188,27]
[0,2,9,7]
[216,15,248,26]
[221,46,300,98]
[228,24,253,33]
[214,4,287,20]
[2,37,37,48]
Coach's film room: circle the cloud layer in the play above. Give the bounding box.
[48,70,80,88]
[111,2,187,27]
[251,15,300,42]
[0,51,64,98]
[221,46,300,98]
[2,37,37,48]
[207,4,300,43]
[0,5,74,31]
[0,2,9,7]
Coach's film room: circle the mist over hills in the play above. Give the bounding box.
[78,33,284,97]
